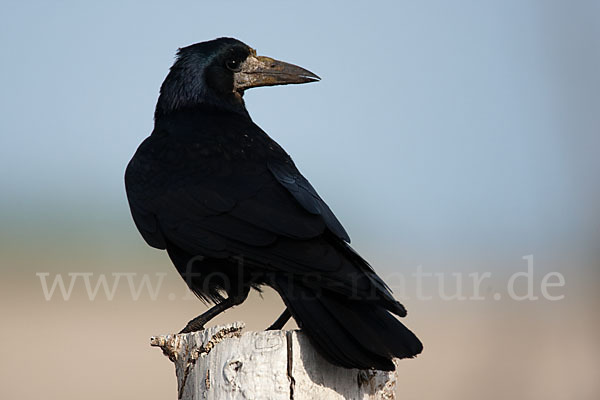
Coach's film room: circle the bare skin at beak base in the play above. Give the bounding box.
[233,53,320,92]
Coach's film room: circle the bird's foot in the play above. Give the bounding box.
[179,319,206,334]
[265,308,292,331]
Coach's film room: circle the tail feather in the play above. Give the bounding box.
[276,278,423,371]
[288,292,376,367]
[321,294,423,360]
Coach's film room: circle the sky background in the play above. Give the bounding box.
[1,1,599,258]
[1,1,599,399]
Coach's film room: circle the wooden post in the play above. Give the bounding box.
[151,322,397,399]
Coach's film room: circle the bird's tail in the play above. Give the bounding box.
[275,277,423,371]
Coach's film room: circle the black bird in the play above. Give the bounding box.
[125,38,422,371]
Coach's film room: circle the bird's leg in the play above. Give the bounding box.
[179,287,250,334]
[266,308,292,330]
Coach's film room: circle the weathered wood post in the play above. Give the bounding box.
[151,322,397,399]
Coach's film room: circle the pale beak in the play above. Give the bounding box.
[233,54,320,92]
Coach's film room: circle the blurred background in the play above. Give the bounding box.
[1,1,599,399]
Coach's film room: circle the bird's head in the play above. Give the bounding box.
[155,37,320,119]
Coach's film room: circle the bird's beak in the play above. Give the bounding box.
[233,52,320,92]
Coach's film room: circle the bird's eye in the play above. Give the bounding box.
[226,59,241,72]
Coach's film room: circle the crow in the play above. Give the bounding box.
[125,37,422,371]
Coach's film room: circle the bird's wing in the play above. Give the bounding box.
[267,158,350,242]
[126,123,399,305]
[125,129,348,259]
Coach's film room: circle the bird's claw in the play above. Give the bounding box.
[179,323,205,334]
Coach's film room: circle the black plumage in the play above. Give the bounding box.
[125,37,422,371]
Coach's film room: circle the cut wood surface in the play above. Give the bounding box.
[151,322,397,399]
